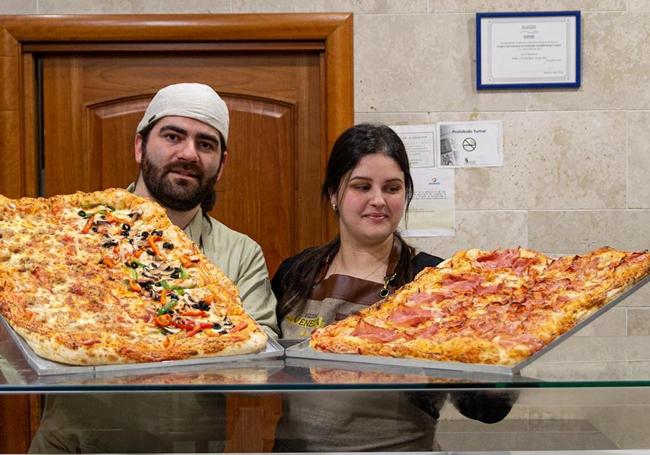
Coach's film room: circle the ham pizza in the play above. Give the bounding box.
[310,247,650,366]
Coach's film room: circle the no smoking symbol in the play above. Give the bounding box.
[462,137,477,152]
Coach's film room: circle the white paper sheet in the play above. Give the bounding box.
[390,124,455,237]
[437,120,503,168]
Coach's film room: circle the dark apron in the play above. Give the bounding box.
[276,241,442,451]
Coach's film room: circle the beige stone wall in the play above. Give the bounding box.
[2,0,650,450]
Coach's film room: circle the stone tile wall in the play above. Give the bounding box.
[1,0,649,450]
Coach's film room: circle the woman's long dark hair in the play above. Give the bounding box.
[277,123,418,320]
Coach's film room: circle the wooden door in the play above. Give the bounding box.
[0,14,353,454]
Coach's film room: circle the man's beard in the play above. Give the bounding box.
[140,151,219,212]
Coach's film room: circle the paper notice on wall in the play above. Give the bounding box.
[391,124,455,237]
[390,124,435,168]
[437,120,503,168]
[400,167,455,237]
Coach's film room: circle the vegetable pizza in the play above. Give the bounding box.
[0,189,267,366]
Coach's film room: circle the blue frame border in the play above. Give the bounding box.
[476,11,581,90]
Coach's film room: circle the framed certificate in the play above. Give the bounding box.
[476,11,581,89]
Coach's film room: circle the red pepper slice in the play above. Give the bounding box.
[179,310,207,317]
[81,214,95,234]
[155,314,172,327]
[229,322,248,333]
[187,325,202,337]
[148,236,163,258]
[180,255,193,268]
[102,256,117,268]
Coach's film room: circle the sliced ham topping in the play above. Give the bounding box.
[502,320,522,335]
[589,256,603,270]
[625,252,649,264]
[445,299,472,315]
[489,301,510,314]
[414,323,441,339]
[476,249,519,269]
[474,283,503,296]
[511,257,536,274]
[406,291,452,307]
[389,305,433,327]
[465,319,499,336]
[537,278,571,293]
[496,334,545,352]
[441,274,483,292]
[351,320,399,342]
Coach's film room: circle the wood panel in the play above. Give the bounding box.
[226,394,282,452]
[0,394,34,453]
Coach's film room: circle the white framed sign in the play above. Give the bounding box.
[477,11,581,89]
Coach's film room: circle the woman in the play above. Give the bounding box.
[273,123,441,337]
[272,124,434,451]
[272,123,514,451]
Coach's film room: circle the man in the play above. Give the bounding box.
[131,82,278,336]
[30,83,278,453]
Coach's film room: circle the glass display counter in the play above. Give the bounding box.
[3,325,650,452]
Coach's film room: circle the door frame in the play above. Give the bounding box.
[0,13,352,229]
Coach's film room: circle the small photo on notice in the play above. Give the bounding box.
[437,121,503,168]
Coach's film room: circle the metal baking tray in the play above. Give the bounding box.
[286,274,650,376]
[0,318,284,376]
[284,357,536,385]
[34,359,286,387]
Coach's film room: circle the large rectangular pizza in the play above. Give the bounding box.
[310,247,650,366]
[0,189,267,366]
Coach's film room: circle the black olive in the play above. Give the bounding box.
[141,231,149,239]
[162,242,174,250]
[120,231,129,237]
[128,261,139,269]
[91,226,98,232]
[122,223,130,231]
[212,322,222,330]
[146,249,155,256]
[102,240,118,248]
[153,230,163,236]
[192,301,210,311]
[170,270,180,279]
[77,210,86,217]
